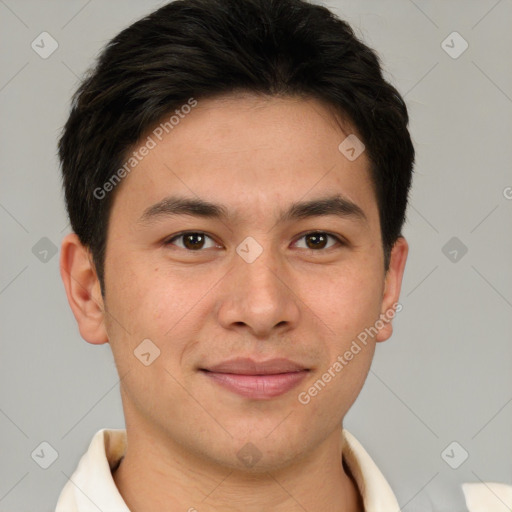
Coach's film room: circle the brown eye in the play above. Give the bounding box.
[294,231,343,251]
[165,232,218,251]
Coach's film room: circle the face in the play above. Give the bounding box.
[64,93,408,472]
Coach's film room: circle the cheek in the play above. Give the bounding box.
[308,264,383,339]
[104,266,195,396]
[110,264,208,361]
[106,250,168,320]
[298,337,376,428]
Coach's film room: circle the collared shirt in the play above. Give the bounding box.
[55,428,512,512]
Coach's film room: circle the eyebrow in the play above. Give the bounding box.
[138,193,368,226]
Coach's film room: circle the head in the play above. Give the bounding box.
[59,0,413,472]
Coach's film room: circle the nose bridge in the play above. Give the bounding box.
[216,234,299,335]
[235,234,283,300]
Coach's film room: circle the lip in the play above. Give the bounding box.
[203,357,308,375]
[200,357,309,400]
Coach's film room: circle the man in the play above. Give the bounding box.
[54,0,502,510]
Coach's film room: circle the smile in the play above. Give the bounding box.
[199,357,310,399]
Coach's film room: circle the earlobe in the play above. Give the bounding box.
[375,236,409,343]
[60,233,109,345]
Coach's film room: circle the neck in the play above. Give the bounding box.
[112,424,364,512]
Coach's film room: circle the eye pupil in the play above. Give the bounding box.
[306,233,327,249]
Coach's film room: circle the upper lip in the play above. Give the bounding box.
[201,357,308,375]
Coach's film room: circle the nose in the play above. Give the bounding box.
[215,239,301,339]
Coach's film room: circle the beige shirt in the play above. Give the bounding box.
[55,428,511,512]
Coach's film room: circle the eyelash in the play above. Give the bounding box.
[163,231,346,252]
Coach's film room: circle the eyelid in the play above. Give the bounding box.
[163,230,346,251]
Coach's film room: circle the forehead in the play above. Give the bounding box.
[111,93,379,229]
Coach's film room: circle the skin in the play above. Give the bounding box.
[60,92,408,512]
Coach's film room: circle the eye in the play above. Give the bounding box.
[293,231,344,251]
[164,231,219,251]
[163,230,345,252]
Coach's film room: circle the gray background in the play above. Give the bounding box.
[1,0,511,510]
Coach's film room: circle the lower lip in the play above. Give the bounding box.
[201,370,309,399]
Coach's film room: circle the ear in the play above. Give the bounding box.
[375,236,409,343]
[60,233,108,344]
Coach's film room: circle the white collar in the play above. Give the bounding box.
[341,429,400,511]
[57,428,129,512]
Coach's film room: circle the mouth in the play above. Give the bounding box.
[199,357,310,400]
